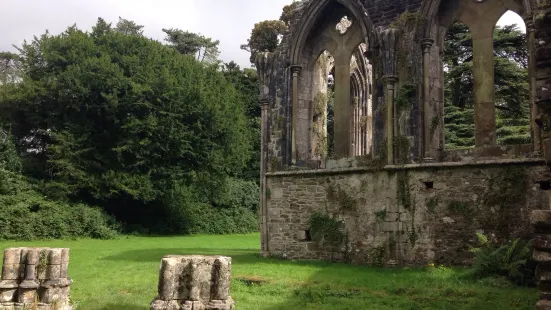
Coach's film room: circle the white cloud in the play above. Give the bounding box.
[0,2,528,68]
[0,0,290,68]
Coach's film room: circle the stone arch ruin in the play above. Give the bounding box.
[256,0,551,268]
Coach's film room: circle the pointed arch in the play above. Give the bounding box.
[289,0,374,65]
[420,0,532,38]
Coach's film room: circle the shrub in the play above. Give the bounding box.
[186,203,258,235]
[308,213,344,248]
[470,233,532,285]
[0,170,119,240]
[214,178,259,212]
[151,182,258,235]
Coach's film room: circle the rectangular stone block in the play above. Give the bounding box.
[385,212,399,222]
[206,298,235,310]
[538,300,551,310]
[150,299,180,310]
[3,249,22,265]
[1,264,22,280]
[534,237,551,251]
[38,286,67,304]
[17,288,36,304]
[182,301,193,310]
[537,266,551,282]
[212,258,231,300]
[534,250,551,264]
[193,301,205,310]
[0,303,15,310]
[381,221,399,232]
[0,289,16,303]
[532,211,551,230]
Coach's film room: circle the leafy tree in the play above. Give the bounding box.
[222,61,260,181]
[115,17,144,36]
[241,20,287,65]
[162,28,220,63]
[0,19,252,232]
[444,22,530,148]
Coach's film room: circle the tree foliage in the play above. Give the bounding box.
[444,22,530,148]
[0,18,256,234]
[115,17,144,36]
[222,61,260,181]
[241,20,287,64]
[162,28,220,63]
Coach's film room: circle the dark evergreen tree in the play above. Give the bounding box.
[443,22,530,148]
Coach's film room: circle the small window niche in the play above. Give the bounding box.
[424,181,434,190]
[537,180,551,191]
[299,230,312,241]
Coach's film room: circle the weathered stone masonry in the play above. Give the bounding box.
[267,161,550,265]
[150,255,234,310]
[255,0,551,268]
[0,248,72,310]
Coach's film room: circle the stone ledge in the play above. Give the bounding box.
[267,158,545,177]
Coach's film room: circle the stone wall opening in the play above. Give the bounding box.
[538,180,551,191]
[433,0,535,159]
[290,0,374,162]
[443,21,475,150]
[493,10,531,147]
[311,50,334,160]
[350,43,372,157]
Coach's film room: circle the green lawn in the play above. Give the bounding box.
[0,234,538,309]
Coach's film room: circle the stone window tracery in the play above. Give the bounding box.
[336,16,352,35]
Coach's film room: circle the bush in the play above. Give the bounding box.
[186,203,258,235]
[214,178,259,212]
[0,170,119,240]
[146,181,258,235]
[470,233,532,285]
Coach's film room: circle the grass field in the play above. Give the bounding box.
[0,234,538,310]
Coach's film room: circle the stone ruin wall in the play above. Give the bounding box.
[0,248,72,310]
[256,0,551,269]
[265,161,551,265]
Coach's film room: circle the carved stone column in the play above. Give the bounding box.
[421,39,434,161]
[527,19,542,153]
[291,65,302,164]
[333,54,352,157]
[471,29,497,148]
[259,99,269,254]
[378,27,399,165]
[384,76,398,165]
[255,53,274,256]
[531,6,551,310]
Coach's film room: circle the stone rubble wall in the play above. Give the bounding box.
[0,248,72,310]
[150,255,234,310]
[265,161,551,265]
[531,210,551,310]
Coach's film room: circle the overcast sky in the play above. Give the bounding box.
[0,1,526,68]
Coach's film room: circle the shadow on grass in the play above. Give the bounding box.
[101,248,340,269]
[101,248,263,263]
[256,267,538,310]
[98,303,140,310]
